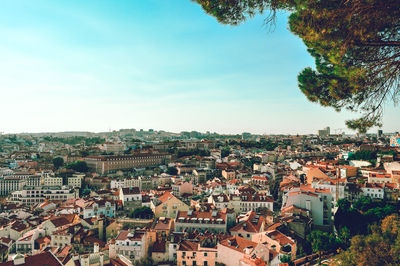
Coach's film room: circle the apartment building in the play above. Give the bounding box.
[111,176,158,191]
[11,186,78,206]
[120,187,142,210]
[252,176,269,186]
[282,185,332,228]
[83,199,116,219]
[100,142,126,153]
[112,230,146,262]
[312,178,346,203]
[172,181,193,197]
[361,183,384,199]
[175,209,227,233]
[0,177,25,196]
[222,170,236,180]
[252,229,297,259]
[177,240,218,266]
[368,173,393,184]
[15,228,46,254]
[230,211,265,240]
[208,194,230,210]
[50,226,73,249]
[229,193,274,214]
[68,174,84,188]
[151,192,189,218]
[44,176,63,187]
[217,236,270,266]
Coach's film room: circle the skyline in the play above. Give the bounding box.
[2,126,399,136]
[0,0,398,135]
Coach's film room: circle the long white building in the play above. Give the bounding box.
[11,186,78,206]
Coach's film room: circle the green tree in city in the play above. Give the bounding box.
[166,166,178,175]
[66,161,89,172]
[52,157,64,169]
[129,207,154,219]
[309,230,338,253]
[221,147,231,158]
[338,214,400,265]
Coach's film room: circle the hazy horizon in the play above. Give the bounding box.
[2,127,398,136]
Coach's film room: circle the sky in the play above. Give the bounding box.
[0,0,398,135]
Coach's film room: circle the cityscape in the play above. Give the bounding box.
[0,129,399,266]
[1,1,399,266]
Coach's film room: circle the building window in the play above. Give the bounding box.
[204,252,207,257]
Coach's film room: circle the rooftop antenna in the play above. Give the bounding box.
[336,167,340,202]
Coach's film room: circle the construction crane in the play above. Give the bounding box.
[334,128,345,135]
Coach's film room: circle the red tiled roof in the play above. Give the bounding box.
[116,230,145,241]
[299,184,331,194]
[253,176,268,181]
[121,187,140,195]
[153,218,173,231]
[0,251,62,266]
[219,236,257,254]
[11,221,28,232]
[50,217,70,228]
[153,240,167,253]
[158,191,175,203]
[109,258,129,266]
[265,230,295,246]
[230,212,264,233]
[178,240,198,251]
[369,173,391,178]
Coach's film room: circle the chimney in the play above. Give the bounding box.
[94,242,99,253]
[80,255,90,266]
[99,253,104,266]
[13,254,25,265]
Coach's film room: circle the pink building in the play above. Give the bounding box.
[217,236,270,266]
[177,240,217,266]
[172,181,193,197]
[252,229,297,259]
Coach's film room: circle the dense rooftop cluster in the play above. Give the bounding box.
[0,128,398,265]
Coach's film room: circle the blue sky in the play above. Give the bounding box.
[0,0,398,134]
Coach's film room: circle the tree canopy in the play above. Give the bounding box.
[337,214,400,265]
[193,0,400,133]
[52,157,64,169]
[129,207,154,219]
[309,230,339,253]
[335,198,397,236]
[66,161,89,172]
[166,166,178,175]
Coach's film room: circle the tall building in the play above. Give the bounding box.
[0,177,26,196]
[318,127,330,137]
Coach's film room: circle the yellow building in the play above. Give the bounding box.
[151,191,189,218]
[105,219,121,240]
